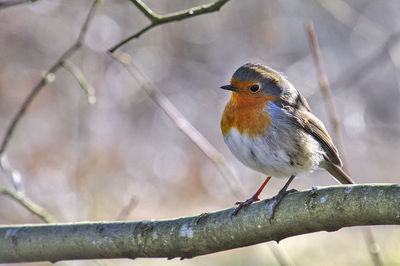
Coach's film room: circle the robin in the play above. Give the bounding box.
[220,63,354,218]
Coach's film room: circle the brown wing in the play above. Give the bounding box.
[293,110,342,166]
[274,92,342,166]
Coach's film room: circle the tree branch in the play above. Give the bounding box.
[108,0,231,52]
[1,184,399,263]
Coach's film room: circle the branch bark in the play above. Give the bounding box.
[1,184,399,263]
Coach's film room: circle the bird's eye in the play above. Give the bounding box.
[249,84,260,93]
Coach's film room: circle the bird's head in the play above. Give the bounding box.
[220,63,289,100]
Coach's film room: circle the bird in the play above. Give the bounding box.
[220,63,354,219]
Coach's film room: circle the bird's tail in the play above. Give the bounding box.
[323,162,354,184]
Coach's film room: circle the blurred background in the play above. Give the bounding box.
[1,0,400,265]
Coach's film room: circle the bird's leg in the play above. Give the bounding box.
[231,176,272,217]
[267,175,297,222]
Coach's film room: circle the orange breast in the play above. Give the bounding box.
[221,92,277,138]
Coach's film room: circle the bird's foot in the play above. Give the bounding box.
[231,194,260,217]
[266,188,298,223]
[231,176,271,218]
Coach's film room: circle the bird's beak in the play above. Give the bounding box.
[220,84,238,92]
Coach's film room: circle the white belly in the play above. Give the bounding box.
[223,126,324,178]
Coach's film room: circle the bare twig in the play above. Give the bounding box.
[116,196,138,221]
[0,0,101,186]
[305,22,347,169]
[306,21,384,266]
[267,242,295,266]
[1,184,399,262]
[387,39,400,91]
[362,225,383,266]
[108,0,230,52]
[62,60,96,105]
[0,187,57,223]
[129,0,158,22]
[109,52,244,199]
[0,0,100,155]
[304,33,400,106]
[0,154,23,192]
[0,0,37,9]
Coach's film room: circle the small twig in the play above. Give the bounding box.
[266,242,295,266]
[109,0,230,52]
[0,0,37,9]
[0,187,57,223]
[387,39,400,91]
[62,60,96,105]
[0,155,23,192]
[306,21,384,266]
[129,0,159,22]
[109,52,244,199]
[304,33,400,103]
[362,226,383,266]
[305,21,347,170]
[116,196,138,221]
[0,0,101,179]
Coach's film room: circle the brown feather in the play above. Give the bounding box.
[274,94,342,166]
[323,160,354,184]
[292,110,342,166]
